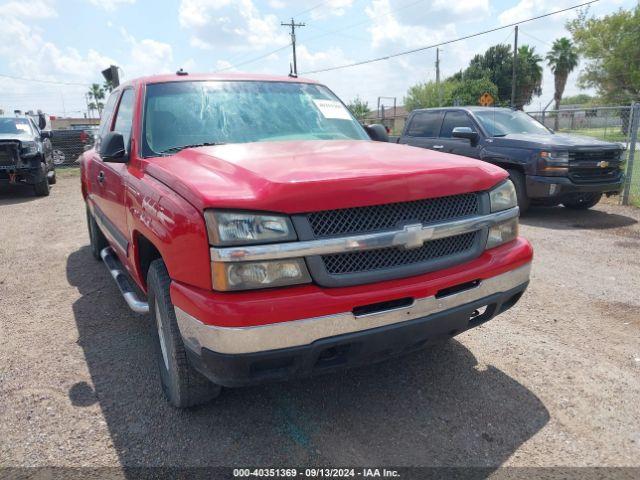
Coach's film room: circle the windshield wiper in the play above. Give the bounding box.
[492,134,508,137]
[159,142,225,155]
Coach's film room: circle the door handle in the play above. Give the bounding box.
[433,145,444,149]
[97,171,105,184]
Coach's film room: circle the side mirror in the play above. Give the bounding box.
[452,126,479,144]
[40,131,52,139]
[100,131,128,162]
[365,124,389,142]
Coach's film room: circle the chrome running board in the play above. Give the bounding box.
[100,247,149,314]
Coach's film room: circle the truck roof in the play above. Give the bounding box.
[118,72,320,89]
[411,106,514,114]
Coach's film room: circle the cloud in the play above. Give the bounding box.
[179,0,289,51]
[0,0,57,18]
[86,0,136,12]
[119,27,174,77]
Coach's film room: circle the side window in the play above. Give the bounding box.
[439,111,475,138]
[112,89,135,151]
[98,92,119,141]
[405,111,442,138]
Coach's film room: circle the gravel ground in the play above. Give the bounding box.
[1,172,639,470]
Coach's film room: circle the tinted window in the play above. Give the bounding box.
[440,111,475,138]
[113,89,135,149]
[474,110,551,136]
[406,111,441,137]
[98,92,119,140]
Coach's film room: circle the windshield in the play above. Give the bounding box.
[474,110,551,137]
[142,80,369,156]
[0,118,33,135]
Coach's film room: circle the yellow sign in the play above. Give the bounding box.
[479,92,494,106]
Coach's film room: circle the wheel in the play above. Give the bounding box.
[33,163,50,196]
[147,259,221,408]
[562,192,602,210]
[52,149,66,165]
[48,169,57,185]
[506,169,530,213]
[86,206,108,260]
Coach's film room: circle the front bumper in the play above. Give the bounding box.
[180,265,529,387]
[526,174,624,199]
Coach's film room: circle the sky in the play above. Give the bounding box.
[0,0,634,118]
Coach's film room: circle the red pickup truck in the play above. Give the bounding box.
[80,72,532,408]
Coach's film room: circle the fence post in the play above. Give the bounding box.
[621,102,640,206]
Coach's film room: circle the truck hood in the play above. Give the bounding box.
[144,140,507,213]
[0,132,32,142]
[489,133,622,150]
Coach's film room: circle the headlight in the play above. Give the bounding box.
[539,151,569,175]
[489,180,517,212]
[204,211,296,246]
[486,217,519,249]
[212,259,311,291]
[21,141,38,156]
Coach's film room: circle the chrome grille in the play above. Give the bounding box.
[307,193,479,238]
[321,232,478,275]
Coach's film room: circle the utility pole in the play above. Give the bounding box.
[511,25,518,109]
[436,48,442,107]
[281,18,305,77]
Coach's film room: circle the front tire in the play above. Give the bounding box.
[147,259,221,408]
[33,163,50,196]
[506,169,530,213]
[562,192,602,210]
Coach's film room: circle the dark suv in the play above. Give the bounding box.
[0,116,55,196]
[397,107,625,211]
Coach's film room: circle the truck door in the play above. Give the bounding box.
[436,110,482,159]
[88,89,135,256]
[397,110,443,151]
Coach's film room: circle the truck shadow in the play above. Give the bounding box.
[0,183,41,205]
[66,246,549,469]
[521,205,637,230]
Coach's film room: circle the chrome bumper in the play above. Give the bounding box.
[175,262,531,355]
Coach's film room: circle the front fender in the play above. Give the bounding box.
[127,171,212,292]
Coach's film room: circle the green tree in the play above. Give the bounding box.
[515,45,543,110]
[404,80,457,111]
[454,43,544,109]
[347,96,370,121]
[546,37,579,129]
[87,83,105,116]
[462,44,513,103]
[450,77,499,106]
[567,5,640,104]
[560,93,596,106]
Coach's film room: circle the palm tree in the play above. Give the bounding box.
[546,37,579,129]
[87,83,105,116]
[515,45,543,110]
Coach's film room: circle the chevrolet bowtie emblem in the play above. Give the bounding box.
[597,160,609,168]
[398,223,433,250]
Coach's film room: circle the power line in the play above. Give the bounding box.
[301,0,599,75]
[0,73,91,87]
[214,0,424,72]
[214,43,292,72]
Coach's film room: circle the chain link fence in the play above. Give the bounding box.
[528,104,640,206]
[49,128,96,167]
